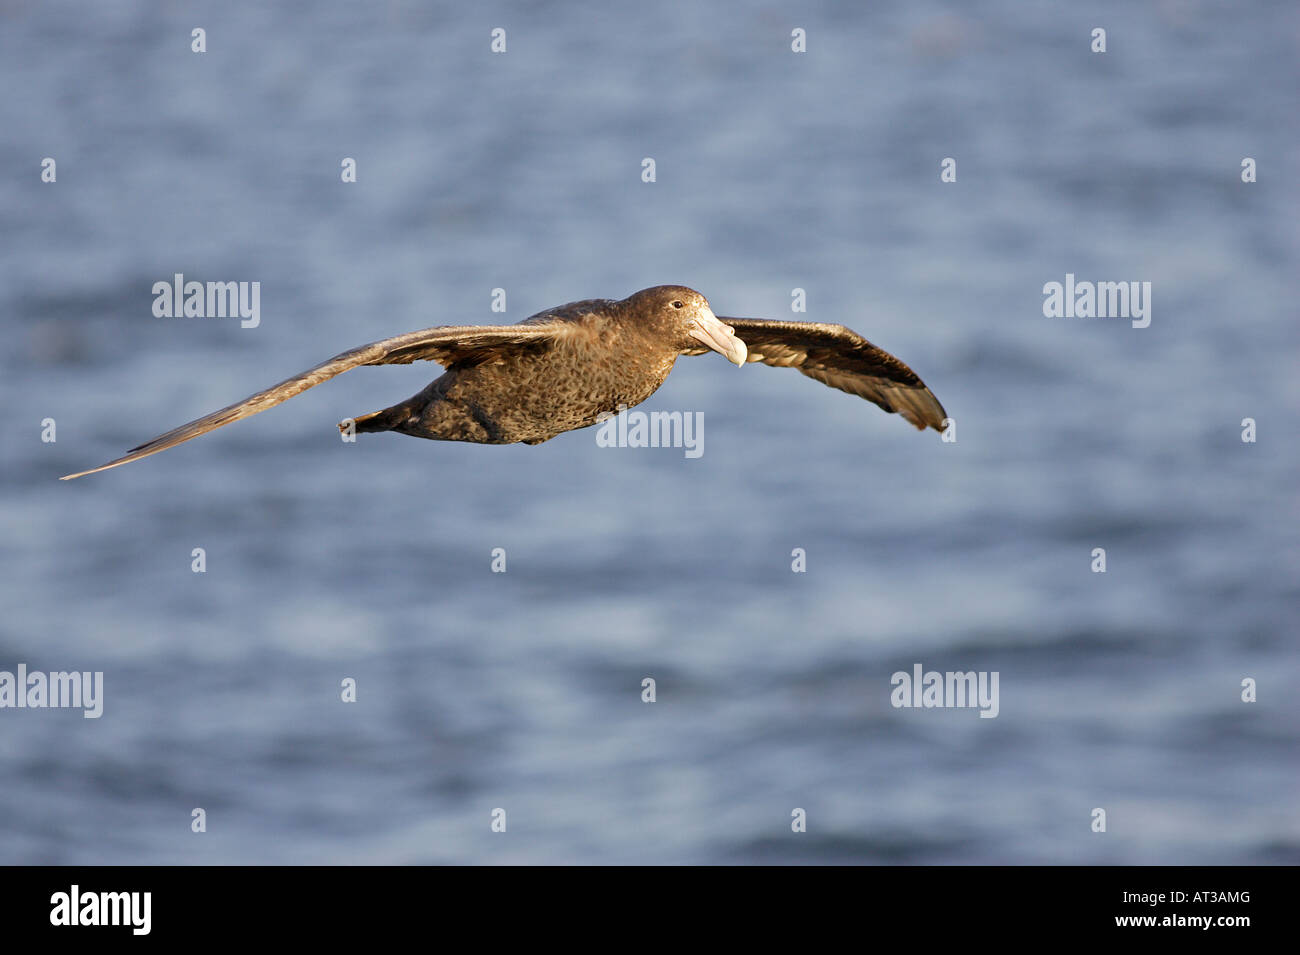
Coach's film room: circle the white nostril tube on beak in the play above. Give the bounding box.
[689,307,748,366]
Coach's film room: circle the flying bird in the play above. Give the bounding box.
[60,286,947,480]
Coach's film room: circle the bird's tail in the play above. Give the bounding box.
[340,404,408,436]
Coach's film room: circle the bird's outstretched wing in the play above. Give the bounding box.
[702,318,948,432]
[60,322,567,480]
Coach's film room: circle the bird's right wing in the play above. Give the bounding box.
[60,321,568,480]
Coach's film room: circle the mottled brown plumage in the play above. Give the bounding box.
[60,286,946,480]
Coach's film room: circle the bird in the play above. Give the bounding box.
[59,285,947,480]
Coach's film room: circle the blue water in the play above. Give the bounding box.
[1,1,1296,864]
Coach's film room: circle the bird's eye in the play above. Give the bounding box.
[672,301,684,309]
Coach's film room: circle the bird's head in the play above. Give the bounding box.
[624,285,747,366]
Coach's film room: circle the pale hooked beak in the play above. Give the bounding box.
[689,307,748,366]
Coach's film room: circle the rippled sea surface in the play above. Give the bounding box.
[1,1,1297,864]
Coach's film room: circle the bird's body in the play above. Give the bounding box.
[357,298,682,445]
[61,286,947,480]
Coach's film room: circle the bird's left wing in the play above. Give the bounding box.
[701,318,948,432]
[60,321,568,479]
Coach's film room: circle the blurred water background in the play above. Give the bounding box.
[1,0,1296,864]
